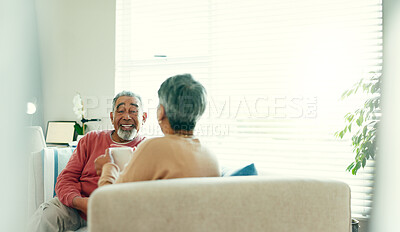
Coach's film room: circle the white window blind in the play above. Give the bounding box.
[115,0,382,218]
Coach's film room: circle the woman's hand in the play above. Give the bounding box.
[94,148,114,176]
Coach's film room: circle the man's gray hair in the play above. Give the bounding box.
[112,91,143,112]
[158,74,207,131]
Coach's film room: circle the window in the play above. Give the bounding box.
[116,0,382,218]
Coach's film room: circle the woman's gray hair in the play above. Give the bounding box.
[112,91,143,112]
[158,74,207,131]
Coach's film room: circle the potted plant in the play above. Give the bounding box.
[73,93,86,136]
[72,93,101,138]
[335,72,381,175]
[352,218,360,232]
[335,72,381,232]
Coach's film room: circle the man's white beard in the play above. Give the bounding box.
[117,127,137,141]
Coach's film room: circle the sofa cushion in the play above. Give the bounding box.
[221,163,258,176]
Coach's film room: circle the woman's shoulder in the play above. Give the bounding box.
[140,136,176,148]
[132,137,175,160]
[138,136,191,155]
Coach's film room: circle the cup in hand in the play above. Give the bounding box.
[109,147,134,171]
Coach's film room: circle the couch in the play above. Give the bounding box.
[28,146,87,232]
[88,176,351,232]
[29,147,351,232]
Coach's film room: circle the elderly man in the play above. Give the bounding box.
[30,91,147,232]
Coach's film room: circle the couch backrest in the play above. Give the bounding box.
[27,126,46,153]
[88,176,351,232]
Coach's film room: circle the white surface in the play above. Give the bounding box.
[35,0,116,131]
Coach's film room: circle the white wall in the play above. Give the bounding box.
[35,0,116,131]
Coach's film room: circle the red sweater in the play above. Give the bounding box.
[55,130,145,218]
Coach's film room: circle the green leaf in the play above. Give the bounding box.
[375,99,380,108]
[74,122,83,135]
[362,84,367,91]
[363,126,368,136]
[339,131,344,139]
[359,111,364,125]
[346,162,355,172]
[370,151,376,159]
[357,134,362,144]
[347,89,354,97]
[347,114,354,122]
[348,124,352,132]
[341,90,349,100]
[362,157,367,168]
[352,162,361,175]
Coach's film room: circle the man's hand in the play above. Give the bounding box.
[72,196,89,215]
[94,148,114,176]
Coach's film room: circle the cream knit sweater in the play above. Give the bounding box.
[99,134,220,186]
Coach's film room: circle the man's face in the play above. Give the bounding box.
[110,96,147,142]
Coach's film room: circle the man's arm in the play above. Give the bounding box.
[55,136,88,208]
[72,196,89,215]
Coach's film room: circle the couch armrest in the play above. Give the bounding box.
[27,147,74,216]
[88,176,351,232]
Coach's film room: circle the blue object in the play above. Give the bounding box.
[221,163,258,176]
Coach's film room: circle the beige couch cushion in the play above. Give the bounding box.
[88,176,351,232]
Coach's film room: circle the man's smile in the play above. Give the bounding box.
[120,124,135,131]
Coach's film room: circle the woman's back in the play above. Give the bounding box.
[115,134,220,183]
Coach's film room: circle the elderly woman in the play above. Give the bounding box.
[95,74,220,186]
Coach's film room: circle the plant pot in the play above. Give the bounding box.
[352,218,359,232]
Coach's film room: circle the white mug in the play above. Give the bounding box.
[109,147,134,171]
